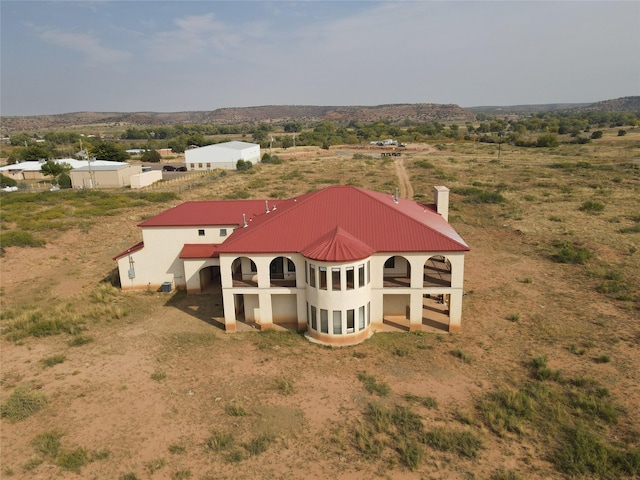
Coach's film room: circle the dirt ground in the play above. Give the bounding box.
[1,143,639,479]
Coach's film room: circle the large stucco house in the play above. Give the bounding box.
[114,185,469,345]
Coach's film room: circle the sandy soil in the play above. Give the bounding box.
[1,144,638,479]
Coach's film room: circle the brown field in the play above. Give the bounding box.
[1,131,639,479]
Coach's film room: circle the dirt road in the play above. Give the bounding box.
[394,157,414,199]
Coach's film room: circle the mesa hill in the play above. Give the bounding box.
[2,104,473,131]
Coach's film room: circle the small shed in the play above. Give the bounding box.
[70,163,141,189]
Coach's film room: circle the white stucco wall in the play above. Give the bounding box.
[130,170,162,189]
[117,224,236,291]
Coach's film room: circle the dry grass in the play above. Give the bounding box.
[1,131,639,479]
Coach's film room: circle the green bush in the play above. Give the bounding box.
[421,427,483,458]
[579,200,605,214]
[0,230,45,248]
[0,173,17,187]
[551,242,593,265]
[454,187,505,204]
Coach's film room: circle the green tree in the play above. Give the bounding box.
[41,160,71,186]
[536,134,559,148]
[236,159,253,171]
[57,172,72,189]
[140,149,162,163]
[0,173,17,187]
[89,141,129,161]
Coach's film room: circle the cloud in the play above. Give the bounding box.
[35,26,132,65]
[147,13,245,63]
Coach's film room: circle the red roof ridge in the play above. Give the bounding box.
[301,225,374,262]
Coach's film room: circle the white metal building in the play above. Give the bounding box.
[184,141,260,171]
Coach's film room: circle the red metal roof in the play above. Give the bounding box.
[301,226,375,262]
[217,186,469,260]
[112,241,144,260]
[138,200,268,227]
[179,244,219,259]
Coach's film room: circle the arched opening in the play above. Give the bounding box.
[231,257,257,287]
[423,255,452,287]
[382,255,411,288]
[199,265,221,294]
[269,256,296,287]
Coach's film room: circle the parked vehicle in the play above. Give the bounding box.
[162,165,176,172]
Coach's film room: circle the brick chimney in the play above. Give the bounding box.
[433,186,449,222]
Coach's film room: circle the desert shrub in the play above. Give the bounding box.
[0,230,45,248]
[506,312,521,322]
[225,401,247,417]
[358,371,390,396]
[0,386,47,422]
[205,431,234,452]
[275,377,296,395]
[55,447,89,473]
[579,200,605,214]
[41,354,66,368]
[150,371,167,382]
[68,335,93,347]
[552,425,638,477]
[243,433,274,456]
[551,242,593,265]
[452,348,473,364]
[478,388,532,436]
[32,430,63,457]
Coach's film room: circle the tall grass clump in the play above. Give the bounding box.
[421,427,483,458]
[453,187,506,204]
[0,386,48,422]
[1,305,85,341]
[357,371,391,396]
[205,431,234,452]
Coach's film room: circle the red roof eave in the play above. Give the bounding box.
[112,241,144,260]
[179,244,220,259]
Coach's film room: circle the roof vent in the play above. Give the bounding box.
[242,213,248,228]
[394,187,399,204]
[265,200,269,213]
[271,204,277,211]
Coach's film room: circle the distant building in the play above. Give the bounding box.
[69,162,141,189]
[185,141,260,171]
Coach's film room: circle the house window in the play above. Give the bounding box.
[220,228,227,237]
[367,302,371,326]
[346,267,354,290]
[359,305,365,330]
[367,261,370,284]
[250,260,257,273]
[198,229,205,236]
[358,264,365,288]
[319,267,327,290]
[384,257,395,268]
[206,163,211,169]
[333,311,342,334]
[320,309,328,333]
[332,268,341,291]
[309,265,316,287]
[305,261,308,284]
[311,306,317,330]
[306,302,310,326]
[347,309,355,333]
[198,163,203,168]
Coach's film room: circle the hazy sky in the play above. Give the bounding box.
[1,1,638,116]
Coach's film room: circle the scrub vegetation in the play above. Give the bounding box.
[0,117,638,478]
